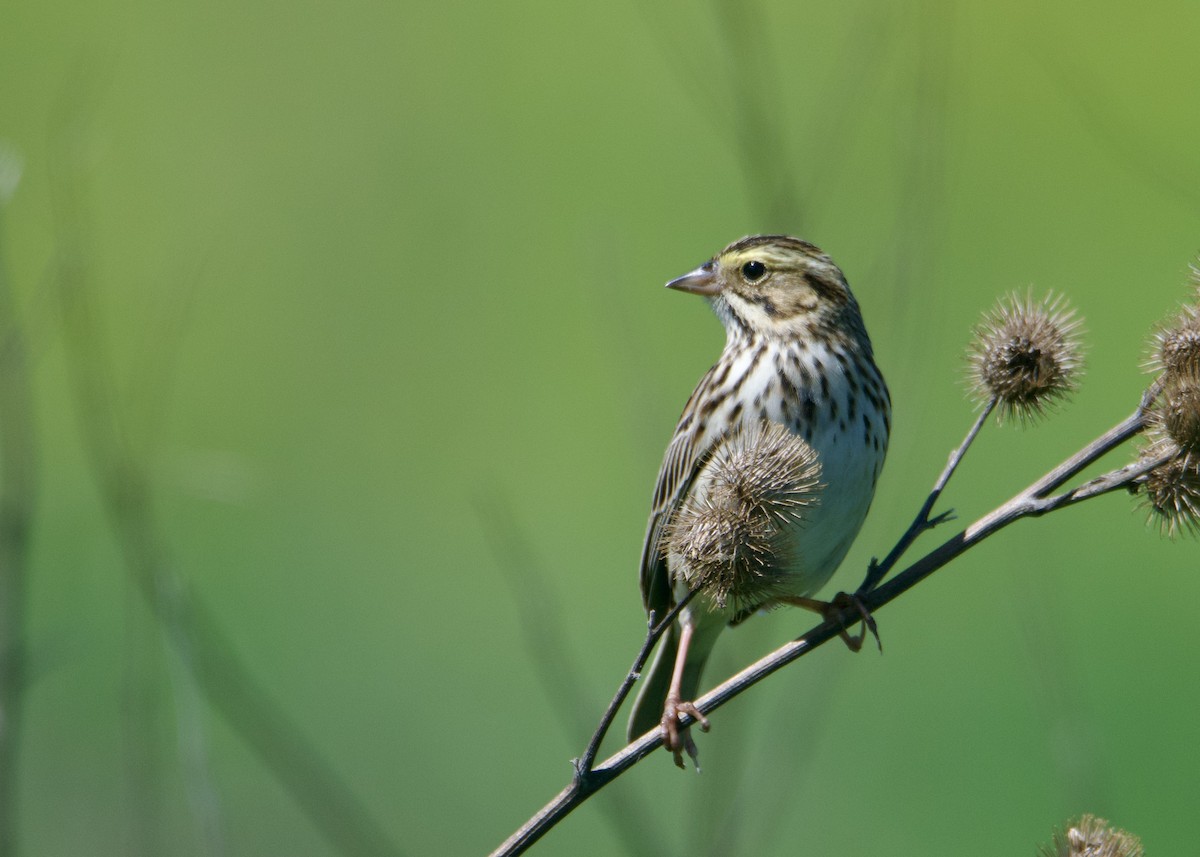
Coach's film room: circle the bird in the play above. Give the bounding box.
[626,235,890,767]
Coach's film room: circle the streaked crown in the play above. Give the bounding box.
[667,235,869,349]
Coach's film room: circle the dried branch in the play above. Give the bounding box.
[475,497,669,857]
[576,589,699,777]
[859,397,994,593]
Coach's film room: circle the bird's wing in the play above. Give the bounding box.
[638,366,723,618]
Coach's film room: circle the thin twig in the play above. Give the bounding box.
[576,588,699,777]
[859,397,995,593]
[489,615,844,857]
[1020,452,1168,517]
[1024,380,1160,502]
[475,497,669,857]
[880,402,1154,600]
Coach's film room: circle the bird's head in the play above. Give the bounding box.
[667,235,865,345]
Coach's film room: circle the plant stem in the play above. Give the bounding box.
[576,588,699,776]
[859,398,995,593]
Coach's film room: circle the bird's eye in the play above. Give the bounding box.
[741,260,766,282]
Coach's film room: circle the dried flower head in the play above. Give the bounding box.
[1038,814,1143,857]
[1137,439,1200,537]
[968,291,1083,422]
[1151,298,1200,382]
[1150,373,1200,453]
[664,421,822,610]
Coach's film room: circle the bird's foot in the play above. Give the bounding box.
[662,696,710,770]
[780,592,882,653]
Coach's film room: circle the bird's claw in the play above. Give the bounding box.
[828,591,881,653]
[779,593,882,653]
[662,698,710,770]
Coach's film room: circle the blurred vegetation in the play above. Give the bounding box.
[1,1,1198,855]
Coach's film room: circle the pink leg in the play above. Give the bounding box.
[660,621,711,769]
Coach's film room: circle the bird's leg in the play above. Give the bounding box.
[661,621,710,770]
[778,592,881,653]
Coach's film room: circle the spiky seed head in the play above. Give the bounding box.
[968,291,1083,422]
[1150,374,1200,453]
[1145,280,1200,451]
[1137,439,1200,537]
[664,421,822,610]
[666,503,776,611]
[1150,298,1200,382]
[1037,815,1144,857]
[705,419,824,521]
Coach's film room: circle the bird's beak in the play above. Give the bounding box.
[665,263,720,297]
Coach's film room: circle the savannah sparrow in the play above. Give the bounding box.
[626,235,891,764]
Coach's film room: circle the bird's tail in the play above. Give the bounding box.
[625,623,713,743]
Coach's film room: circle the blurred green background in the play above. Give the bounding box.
[2,1,1199,855]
